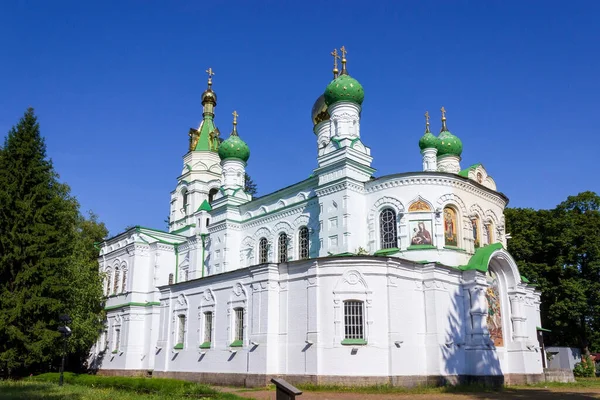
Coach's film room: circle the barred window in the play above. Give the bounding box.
[278,233,288,263]
[299,227,309,260]
[344,300,364,340]
[204,312,213,343]
[177,315,186,346]
[234,307,244,342]
[259,237,268,264]
[121,269,127,293]
[168,273,174,285]
[113,268,120,294]
[379,209,397,249]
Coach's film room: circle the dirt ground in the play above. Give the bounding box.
[220,386,600,400]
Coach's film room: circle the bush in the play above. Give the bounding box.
[31,373,220,396]
[573,355,596,377]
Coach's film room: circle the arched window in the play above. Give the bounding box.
[208,188,218,204]
[258,238,268,264]
[182,189,189,213]
[379,209,397,249]
[298,227,309,260]
[121,269,127,293]
[485,221,494,245]
[105,270,112,296]
[278,233,288,263]
[443,206,459,247]
[113,268,120,295]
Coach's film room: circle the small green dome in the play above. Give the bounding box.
[437,130,463,157]
[324,74,364,106]
[218,134,250,162]
[419,131,438,151]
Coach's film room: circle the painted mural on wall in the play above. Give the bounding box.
[471,217,481,248]
[486,270,504,347]
[410,220,433,246]
[443,207,458,247]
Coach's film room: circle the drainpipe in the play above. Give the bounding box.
[200,234,208,278]
[174,244,180,283]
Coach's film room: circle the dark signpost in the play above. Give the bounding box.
[57,314,72,386]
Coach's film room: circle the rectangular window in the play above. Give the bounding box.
[175,315,185,349]
[204,312,213,343]
[344,300,364,340]
[113,328,121,353]
[231,307,244,346]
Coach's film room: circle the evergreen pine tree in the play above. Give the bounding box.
[0,108,93,376]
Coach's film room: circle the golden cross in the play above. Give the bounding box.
[206,67,215,87]
[232,110,239,125]
[340,46,347,60]
[424,111,430,124]
[331,48,340,69]
[441,106,446,119]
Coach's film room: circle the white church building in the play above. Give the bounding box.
[93,51,549,387]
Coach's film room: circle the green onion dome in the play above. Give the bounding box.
[218,122,250,162]
[437,129,463,157]
[312,94,330,126]
[324,74,364,106]
[419,116,438,151]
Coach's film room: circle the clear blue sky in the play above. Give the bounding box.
[1,1,598,235]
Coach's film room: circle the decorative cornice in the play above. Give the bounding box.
[366,174,507,208]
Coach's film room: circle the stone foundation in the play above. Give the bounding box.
[109,370,570,388]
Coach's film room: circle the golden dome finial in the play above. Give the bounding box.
[440,106,448,132]
[331,48,340,79]
[425,111,430,133]
[206,67,215,88]
[340,46,348,75]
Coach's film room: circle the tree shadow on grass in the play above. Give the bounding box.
[0,382,82,400]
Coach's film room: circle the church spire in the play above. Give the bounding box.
[331,48,340,79]
[440,106,448,132]
[339,46,348,75]
[189,68,220,152]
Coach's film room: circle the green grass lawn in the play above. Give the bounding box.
[0,377,246,400]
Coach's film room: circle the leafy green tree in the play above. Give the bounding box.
[0,109,106,376]
[244,173,258,197]
[506,191,600,354]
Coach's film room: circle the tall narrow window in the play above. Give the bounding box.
[114,328,121,352]
[168,273,174,285]
[121,269,127,293]
[105,271,112,296]
[208,188,218,204]
[203,312,213,344]
[379,209,397,249]
[233,307,244,345]
[278,233,288,263]
[258,237,268,264]
[344,300,364,340]
[472,217,481,248]
[485,222,494,245]
[113,268,120,295]
[299,227,309,259]
[182,189,189,212]
[176,315,186,348]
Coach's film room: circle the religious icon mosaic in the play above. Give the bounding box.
[486,270,504,347]
[409,220,433,246]
[443,207,458,247]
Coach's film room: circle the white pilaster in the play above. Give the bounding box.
[422,148,438,172]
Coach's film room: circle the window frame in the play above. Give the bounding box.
[258,237,268,264]
[231,307,244,347]
[378,208,398,249]
[298,226,309,260]
[278,233,288,263]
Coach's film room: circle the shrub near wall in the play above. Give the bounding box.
[573,356,596,378]
[32,373,225,397]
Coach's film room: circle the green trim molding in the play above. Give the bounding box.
[198,199,212,212]
[458,163,482,178]
[173,343,184,350]
[537,326,552,333]
[443,245,467,252]
[341,338,367,345]
[459,243,503,273]
[104,302,160,311]
[230,340,243,347]
[374,247,399,256]
[521,275,530,283]
[111,350,118,354]
[406,244,436,251]
[199,341,211,349]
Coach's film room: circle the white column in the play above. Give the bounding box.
[509,292,528,342]
[221,159,245,188]
[437,155,461,174]
[328,102,361,139]
[315,120,331,156]
[422,148,438,172]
